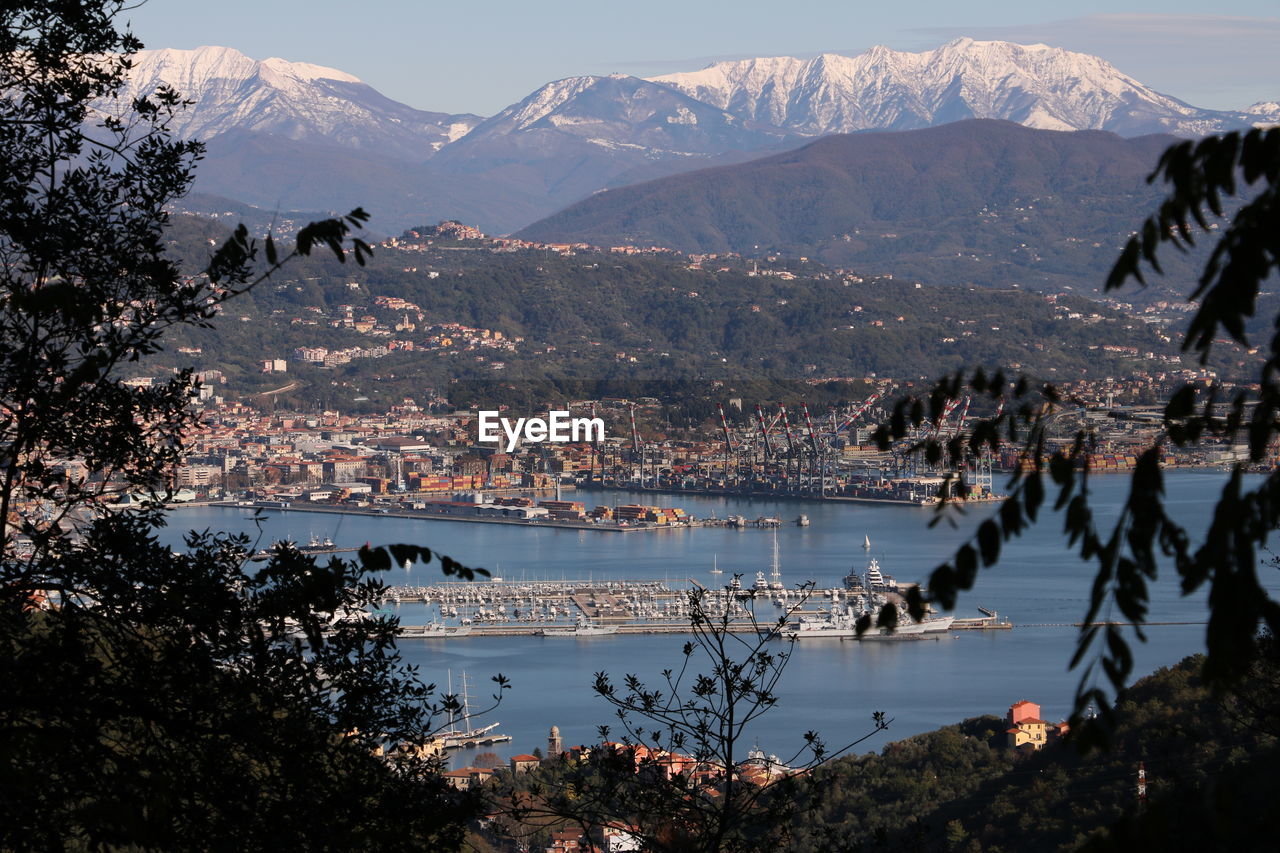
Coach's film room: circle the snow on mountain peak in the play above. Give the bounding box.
[648,39,1233,137]
[112,45,476,164]
[127,45,360,92]
[259,56,361,84]
[501,76,603,130]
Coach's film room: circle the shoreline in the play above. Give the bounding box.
[198,501,690,533]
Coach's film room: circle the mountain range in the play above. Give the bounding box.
[123,42,1277,234]
[650,39,1278,138]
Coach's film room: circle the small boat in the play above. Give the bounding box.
[300,533,336,553]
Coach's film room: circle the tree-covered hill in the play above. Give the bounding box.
[784,651,1279,852]
[146,221,1219,410]
[516,121,1207,299]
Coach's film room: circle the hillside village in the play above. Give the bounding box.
[149,218,1237,403]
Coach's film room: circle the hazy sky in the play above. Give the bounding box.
[124,1,1279,116]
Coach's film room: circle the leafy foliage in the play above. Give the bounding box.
[871,127,1280,746]
[488,587,888,853]
[782,650,1280,852]
[2,519,477,850]
[0,4,486,848]
[0,2,369,557]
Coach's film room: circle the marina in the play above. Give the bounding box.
[164,472,1271,764]
[382,575,1011,637]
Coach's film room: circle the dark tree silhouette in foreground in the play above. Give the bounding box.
[489,585,888,853]
[872,126,1280,747]
[0,4,496,848]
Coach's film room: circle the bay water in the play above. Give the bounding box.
[164,471,1276,764]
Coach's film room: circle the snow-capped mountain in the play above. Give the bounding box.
[112,46,480,163]
[116,40,1275,233]
[433,73,796,167]
[422,73,800,230]
[1244,102,1280,127]
[648,38,1262,138]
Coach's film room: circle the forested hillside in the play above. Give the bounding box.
[150,219,1217,411]
[518,121,1208,297]
[782,652,1279,851]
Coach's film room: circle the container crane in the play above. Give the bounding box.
[779,406,798,459]
[801,403,825,494]
[953,397,972,437]
[716,403,736,455]
[754,405,774,461]
[801,403,821,458]
[832,390,884,437]
[931,398,963,440]
[716,403,736,479]
[628,403,640,456]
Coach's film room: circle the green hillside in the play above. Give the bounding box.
[517,121,1206,299]
[785,650,1280,852]
[145,223,1211,410]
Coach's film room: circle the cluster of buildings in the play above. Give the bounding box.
[383,220,732,261]
[171,402,548,498]
[267,301,518,374]
[162,400,687,530]
[454,726,788,852]
[155,365,1267,513]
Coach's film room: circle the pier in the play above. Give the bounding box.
[381,578,1013,637]
[206,500,794,533]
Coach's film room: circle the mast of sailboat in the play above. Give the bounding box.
[446,669,455,728]
[458,671,472,725]
[770,528,781,586]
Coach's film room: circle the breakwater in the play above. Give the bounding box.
[382,577,1011,636]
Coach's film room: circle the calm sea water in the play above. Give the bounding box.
[164,471,1277,763]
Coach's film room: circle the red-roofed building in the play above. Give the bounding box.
[547,829,585,851]
[1005,700,1064,750]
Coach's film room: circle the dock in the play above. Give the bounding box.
[206,501,766,533]
[383,578,1013,638]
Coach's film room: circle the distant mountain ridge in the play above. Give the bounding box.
[116,42,1277,233]
[648,38,1277,138]
[114,46,480,163]
[422,74,803,226]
